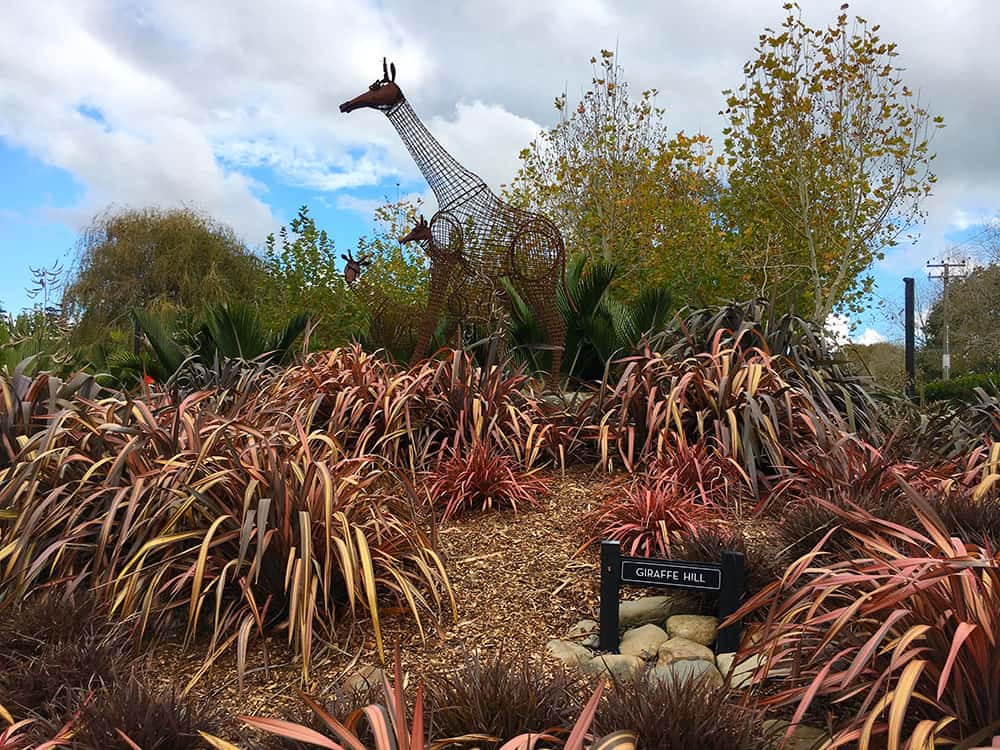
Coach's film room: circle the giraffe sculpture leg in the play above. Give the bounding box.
[520,281,566,389]
[411,260,456,365]
[509,218,566,390]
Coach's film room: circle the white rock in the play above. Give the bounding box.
[717,652,757,688]
[582,654,643,681]
[648,660,724,689]
[657,637,715,666]
[567,619,599,639]
[619,624,670,660]
[665,614,718,646]
[546,639,593,668]
[619,595,690,628]
[717,652,790,687]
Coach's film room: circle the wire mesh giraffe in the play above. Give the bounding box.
[340,58,567,384]
[398,215,506,347]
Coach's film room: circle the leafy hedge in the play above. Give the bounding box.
[924,373,1000,402]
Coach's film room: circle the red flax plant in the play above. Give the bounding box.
[0,390,453,684]
[425,440,550,522]
[239,346,569,473]
[584,439,735,557]
[0,359,100,469]
[580,330,847,491]
[948,439,1000,501]
[771,431,954,560]
[414,349,573,470]
[237,651,634,750]
[733,488,1000,749]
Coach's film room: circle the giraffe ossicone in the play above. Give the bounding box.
[341,58,567,385]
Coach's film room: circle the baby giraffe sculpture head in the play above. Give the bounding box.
[341,249,371,286]
[399,215,432,246]
[340,58,404,113]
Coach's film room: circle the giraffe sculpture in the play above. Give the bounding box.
[340,58,567,383]
[398,214,505,349]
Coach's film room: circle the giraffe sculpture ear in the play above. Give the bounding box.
[390,62,396,81]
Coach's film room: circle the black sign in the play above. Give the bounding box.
[620,558,721,591]
[599,541,744,654]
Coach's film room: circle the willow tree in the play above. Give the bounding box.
[65,206,263,343]
[723,3,943,323]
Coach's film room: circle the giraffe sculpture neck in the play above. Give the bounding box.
[386,99,486,208]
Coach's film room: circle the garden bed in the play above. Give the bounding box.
[148,471,603,720]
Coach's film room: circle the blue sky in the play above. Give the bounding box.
[2,0,998,345]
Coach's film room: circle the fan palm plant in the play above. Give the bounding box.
[109,302,308,388]
[503,255,671,380]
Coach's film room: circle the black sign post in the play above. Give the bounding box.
[599,540,744,653]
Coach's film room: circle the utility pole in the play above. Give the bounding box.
[903,277,915,397]
[927,259,967,380]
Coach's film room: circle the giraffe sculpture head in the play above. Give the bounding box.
[340,58,404,113]
[399,215,431,246]
[341,249,371,286]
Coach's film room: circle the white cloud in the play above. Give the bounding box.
[428,101,543,193]
[0,0,998,274]
[854,328,888,346]
[335,190,429,219]
[824,313,852,348]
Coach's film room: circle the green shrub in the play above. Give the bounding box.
[923,373,1000,402]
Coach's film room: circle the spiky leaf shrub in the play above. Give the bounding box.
[426,442,549,521]
[0,716,75,750]
[593,670,777,750]
[920,490,1000,552]
[0,393,452,681]
[243,652,631,750]
[889,391,1000,463]
[0,591,131,726]
[75,679,216,750]
[585,441,737,557]
[648,299,878,437]
[238,346,570,471]
[951,439,1000,500]
[736,490,1000,749]
[771,431,953,561]
[0,358,100,468]
[581,331,853,487]
[423,653,579,745]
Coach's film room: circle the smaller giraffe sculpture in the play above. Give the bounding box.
[398,215,503,354]
[341,249,370,286]
[340,58,567,385]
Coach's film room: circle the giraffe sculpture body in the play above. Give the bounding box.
[340,59,567,383]
[398,215,504,350]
